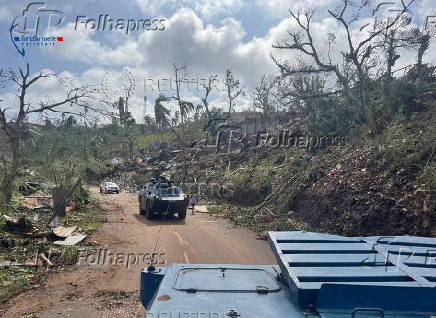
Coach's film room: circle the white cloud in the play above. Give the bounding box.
[0,6,12,23]
[43,23,142,66]
[29,8,345,122]
[417,0,436,23]
[4,1,436,124]
[255,0,335,18]
[136,0,246,19]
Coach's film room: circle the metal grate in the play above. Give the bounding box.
[268,231,436,308]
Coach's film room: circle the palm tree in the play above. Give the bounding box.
[179,101,195,122]
[154,94,171,130]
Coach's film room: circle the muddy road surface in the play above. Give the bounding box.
[2,188,275,317]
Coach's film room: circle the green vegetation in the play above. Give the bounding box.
[64,200,106,234]
[0,267,35,304]
[0,199,105,304]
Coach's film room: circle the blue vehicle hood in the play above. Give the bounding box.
[140,231,436,317]
[141,264,307,317]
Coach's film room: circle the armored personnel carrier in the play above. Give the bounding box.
[138,176,189,220]
[140,231,436,317]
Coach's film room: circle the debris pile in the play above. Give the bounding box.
[52,226,87,246]
[21,190,52,210]
[0,186,101,274]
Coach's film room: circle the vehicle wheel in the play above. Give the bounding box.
[145,201,153,220]
[139,200,144,215]
[178,208,187,220]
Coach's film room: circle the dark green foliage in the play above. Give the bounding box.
[387,79,419,113]
[407,64,436,83]
[154,94,171,129]
[309,97,356,136]
[116,97,136,127]
[71,185,91,209]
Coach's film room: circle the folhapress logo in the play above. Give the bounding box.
[10,2,65,57]
[74,15,166,34]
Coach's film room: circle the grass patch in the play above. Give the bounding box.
[64,200,106,235]
[0,218,6,233]
[136,132,172,150]
[0,267,35,304]
[209,204,311,236]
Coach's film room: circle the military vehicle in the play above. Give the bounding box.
[138,176,189,220]
[140,231,436,317]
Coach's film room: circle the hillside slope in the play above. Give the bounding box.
[206,97,435,237]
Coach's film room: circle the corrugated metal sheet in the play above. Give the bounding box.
[54,234,87,246]
[268,231,436,309]
[52,226,76,238]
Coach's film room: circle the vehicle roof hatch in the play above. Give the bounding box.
[173,267,280,292]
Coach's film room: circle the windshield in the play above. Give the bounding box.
[158,186,181,197]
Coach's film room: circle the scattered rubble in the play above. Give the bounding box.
[52,226,77,238]
[21,191,52,210]
[194,205,208,213]
[0,187,101,274]
[1,215,33,233]
[54,235,87,246]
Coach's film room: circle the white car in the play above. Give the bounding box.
[100,182,120,194]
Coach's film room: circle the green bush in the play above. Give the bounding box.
[309,97,356,136]
[0,268,34,304]
[388,79,419,113]
[71,185,91,209]
[0,218,6,233]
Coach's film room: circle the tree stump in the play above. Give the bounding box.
[52,187,67,217]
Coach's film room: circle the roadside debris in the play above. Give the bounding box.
[52,225,87,246]
[52,226,77,238]
[54,235,87,246]
[1,215,33,233]
[111,157,124,166]
[49,215,59,227]
[18,182,41,196]
[194,205,208,213]
[22,191,52,210]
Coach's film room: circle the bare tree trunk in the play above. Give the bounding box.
[129,136,134,162]
[384,31,398,112]
[0,172,15,204]
[0,138,20,204]
[0,63,90,205]
[53,186,67,217]
[227,99,233,118]
[52,178,81,217]
[204,102,210,120]
[356,65,375,129]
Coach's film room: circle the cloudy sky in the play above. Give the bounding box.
[0,0,435,123]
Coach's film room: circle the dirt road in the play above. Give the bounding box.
[2,188,276,317]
